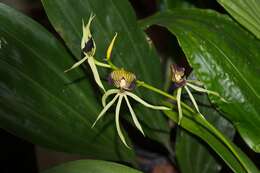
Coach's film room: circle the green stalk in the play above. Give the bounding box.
[136,80,194,114]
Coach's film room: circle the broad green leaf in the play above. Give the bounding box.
[41,0,170,148]
[0,3,134,162]
[177,130,222,173]
[176,94,235,173]
[218,0,260,39]
[157,0,195,11]
[42,160,142,173]
[163,104,259,173]
[140,9,260,152]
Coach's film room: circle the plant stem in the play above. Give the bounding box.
[136,80,195,114]
[94,59,111,68]
[107,59,118,70]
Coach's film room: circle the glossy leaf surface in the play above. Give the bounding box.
[140,9,260,152]
[163,105,259,173]
[0,3,134,162]
[218,0,260,39]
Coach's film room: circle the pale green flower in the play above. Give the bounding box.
[64,13,105,92]
[170,64,227,124]
[92,69,170,148]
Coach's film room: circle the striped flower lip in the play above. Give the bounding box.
[171,64,186,87]
[108,69,136,91]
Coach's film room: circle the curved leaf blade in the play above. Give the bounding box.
[163,105,259,173]
[41,0,170,147]
[42,160,142,173]
[0,3,134,162]
[176,94,235,173]
[218,0,260,39]
[140,9,260,152]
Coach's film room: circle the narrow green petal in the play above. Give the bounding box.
[87,56,106,92]
[177,87,182,125]
[125,91,170,110]
[186,79,204,86]
[115,95,130,148]
[102,89,120,107]
[81,13,95,50]
[81,19,87,49]
[64,56,88,73]
[186,82,227,102]
[184,86,200,113]
[92,94,119,128]
[124,95,145,136]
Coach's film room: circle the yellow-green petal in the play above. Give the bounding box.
[115,95,130,148]
[125,91,170,110]
[184,86,200,114]
[124,95,145,136]
[87,56,106,92]
[92,94,119,128]
[177,87,182,125]
[106,33,118,60]
[64,56,88,73]
[102,89,120,107]
[187,82,227,102]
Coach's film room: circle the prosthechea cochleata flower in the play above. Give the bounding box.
[64,13,106,92]
[171,64,227,124]
[92,69,170,148]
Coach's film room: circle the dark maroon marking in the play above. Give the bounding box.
[171,64,185,74]
[107,74,113,85]
[174,80,186,88]
[82,37,94,53]
[128,80,136,90]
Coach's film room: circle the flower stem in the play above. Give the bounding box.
[107,59,118,70]
[94,59,111,68]
[136,80,195,114]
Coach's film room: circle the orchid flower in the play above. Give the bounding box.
[170,64,227,124]
[92,69,170,148]
[64,13,106,92]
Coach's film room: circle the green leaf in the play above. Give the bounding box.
[176,93,235,173]
[42,160,142,173]
[163,104,259,173]
[157,0,195,11]
[41,0,170,148]
[0,3,134,162]
[140,9,260,153]
[218,0,260,39]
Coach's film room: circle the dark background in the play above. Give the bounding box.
[0,0,259,173]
